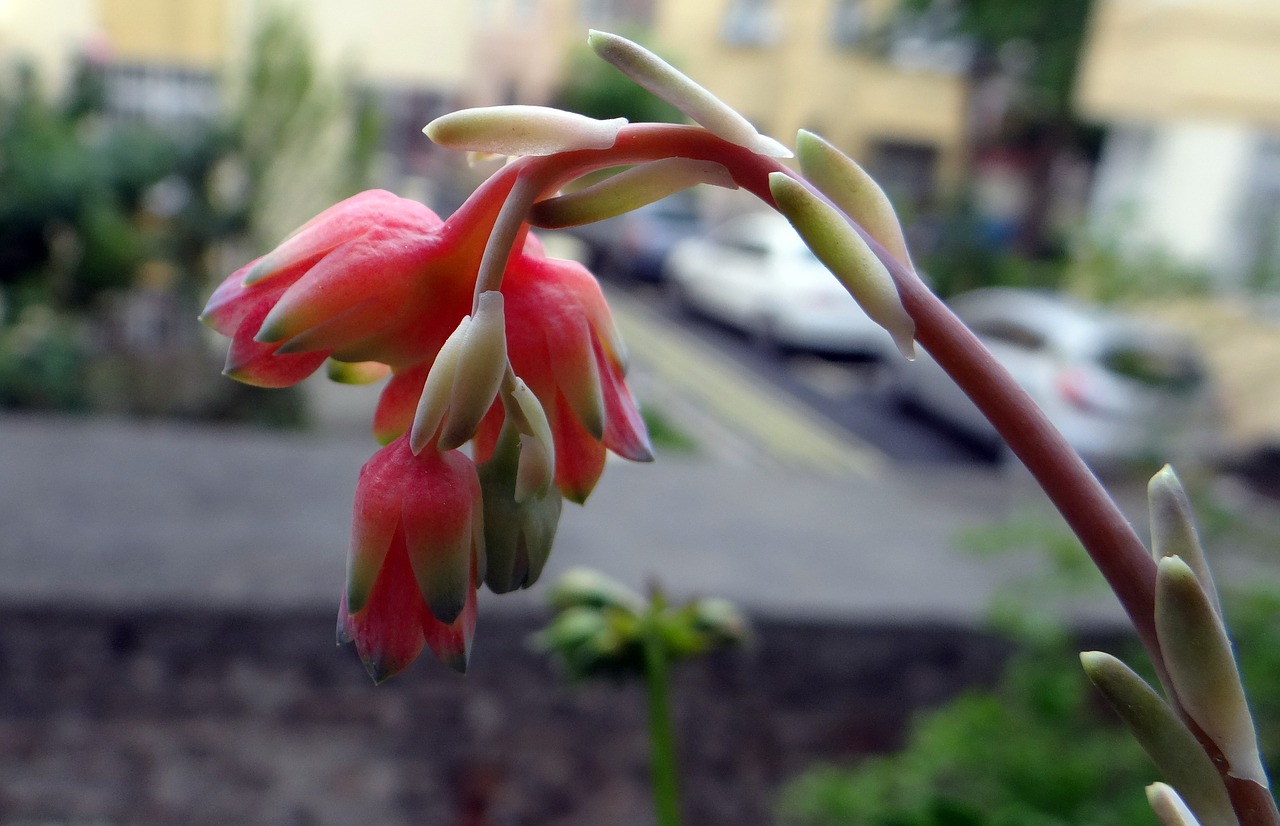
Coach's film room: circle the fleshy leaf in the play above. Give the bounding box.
[769,172,915,359]
[1080,651,1238,826]
[588,30,791,158]
[1156,557,1268,786]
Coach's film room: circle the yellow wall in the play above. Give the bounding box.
[99,0,229,67]
[1077,0,1280,128]
[654,0,967,187]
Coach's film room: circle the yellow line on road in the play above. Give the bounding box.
[609,293,884,477]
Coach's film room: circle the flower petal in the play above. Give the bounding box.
[246,190,441,286]
[550,388,607,503]
[400,449,483,625]
[256,225,440,350]
[223,297,330,388]
[596,338,653,462]
[421,554,478,673]
[346,443,408,613]
[374,364,430,445]
[343,526,428,683]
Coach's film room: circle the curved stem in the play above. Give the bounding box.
[439,128,1277,822]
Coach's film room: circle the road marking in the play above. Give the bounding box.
[608,292,885,476]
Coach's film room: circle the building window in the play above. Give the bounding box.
[868,139,938,212]
[100,63,219,125]
[721,0,781,47]
[579,0,655,28]
[831,0,864,50]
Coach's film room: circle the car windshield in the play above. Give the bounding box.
[1096,337,1205,393]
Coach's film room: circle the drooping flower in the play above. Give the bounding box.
[337,435,484,681]
[202,189,652,503]
[203,182,654,678]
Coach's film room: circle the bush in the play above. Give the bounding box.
[776,589,1280,825]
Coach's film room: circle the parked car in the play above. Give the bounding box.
[890,288,1221,467]
[663,211,899,357]
[565,190,704,283]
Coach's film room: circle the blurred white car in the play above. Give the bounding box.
[891,288,1221,467]
[663,212,898,357]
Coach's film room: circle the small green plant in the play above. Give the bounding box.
[534,568,747,826]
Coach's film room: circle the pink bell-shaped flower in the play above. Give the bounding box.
[337,436,485,681]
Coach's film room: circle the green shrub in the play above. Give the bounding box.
[777,590,1280,825]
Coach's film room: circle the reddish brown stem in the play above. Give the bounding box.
[454,125,1277,821]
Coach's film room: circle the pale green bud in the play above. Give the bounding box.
[439,290,508,450]
[588,30,791,158]
[795,130,915,274]
[410,316,468,454]
[1080,651,1237,826]
[327,359,390,385]
[476,416,562,594]
[1147,783,1206,826]
[1150,465,1220,617]
[508,378,556,502]
[425,105,626,157]
[1156,556,1267,786]
[529,158,736,229]
[548,567,645,615]
[769,172,916,359]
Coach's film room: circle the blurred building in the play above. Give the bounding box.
[0,0,969,210]
[470,0,970,213]
[1077,0,1280,289]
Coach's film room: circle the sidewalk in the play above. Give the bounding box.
[0,410,1122,623]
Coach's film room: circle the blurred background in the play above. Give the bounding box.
[1,1,1278,824]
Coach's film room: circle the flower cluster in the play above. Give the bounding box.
[202,30,915,683]
[203,182,651,680]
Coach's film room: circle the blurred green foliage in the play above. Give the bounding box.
[777,588,1279,826]
[534,568,748,682]
[0,11,378,422]
[0,61,227,311]
[895,0,1093,114]
[778,486,1279,825]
